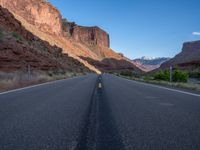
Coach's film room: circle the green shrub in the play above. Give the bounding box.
[173,70,188,83]
[120,70,133,77]
[154,70,170,81]
[154,69,188,83]
[12,32,23,41]
[143,76,153,81]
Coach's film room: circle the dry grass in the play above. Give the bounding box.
[0,71,83,92]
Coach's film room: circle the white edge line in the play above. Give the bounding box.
[0,76,83,95]
[118,76,200,97]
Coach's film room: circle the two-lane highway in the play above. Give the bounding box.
[0,74,200,150]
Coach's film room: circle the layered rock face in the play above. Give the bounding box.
[72,26,110,48]
[161,41,200,71]
[0,6,90,73]
[63,20,110,48]
[0,0,63,36]
[0,0,110,49]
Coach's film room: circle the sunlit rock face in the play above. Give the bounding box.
[62,19,110,48]
[72,26,110,48]
[0,0,141,73]
[0,0,63,36]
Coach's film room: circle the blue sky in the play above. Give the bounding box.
[49,0,200,59]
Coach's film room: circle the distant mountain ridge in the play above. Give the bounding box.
[134,57,170,65]
[133,57,170,72]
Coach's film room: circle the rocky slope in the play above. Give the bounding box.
[0,0,140,73]
[133,57,170,72]
[161,41,200,71]
[0,6,90,73]
[81,57,142,73]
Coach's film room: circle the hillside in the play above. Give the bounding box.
[0,0,141,73]
[0,6,90,74]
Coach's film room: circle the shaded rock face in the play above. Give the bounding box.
[161,41,200,70]
[81,57,143,73]
[0,0,63,36]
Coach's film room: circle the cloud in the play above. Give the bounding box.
[192,32,200,35]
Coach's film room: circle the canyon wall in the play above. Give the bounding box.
[0,0,110,49]
[0,5,90,73]
[72,26,110,48]
[62,20,110,48]
[0,0,141,73]
[161,41,200,71]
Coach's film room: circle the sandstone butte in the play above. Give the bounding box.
[0,0,140,74]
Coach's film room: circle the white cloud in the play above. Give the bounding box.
[192,32,200,35]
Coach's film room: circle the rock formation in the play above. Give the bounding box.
[0,6,90,73]
[72,26,110,48]
[161,41,200,71]
[62,20,110,48]
[0,0,63,36]
[0,0,141,73]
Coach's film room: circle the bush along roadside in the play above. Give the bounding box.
[153,69,189,83]
[118,69,200,92]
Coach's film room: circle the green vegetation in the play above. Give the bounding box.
[12,32,23,41]
[120,70,134,77]
[118,69,199,91]
[154,70,170,81]
[153,69,188,83]
[172,70,188,82]
[120,70,141,78]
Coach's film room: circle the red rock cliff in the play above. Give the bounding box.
[0,0,140,73]
[72,26,110,48]
[0,6,90,72]
[0,0,63,36]
[0,0,110,48]
[161,40,200,70]
[62,20,110,48]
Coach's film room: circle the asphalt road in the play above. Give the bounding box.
[0,74,200,150]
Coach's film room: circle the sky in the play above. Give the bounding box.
[48,0,200,59]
